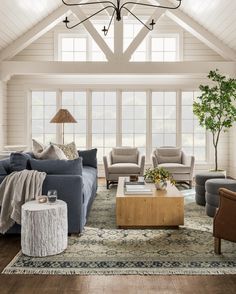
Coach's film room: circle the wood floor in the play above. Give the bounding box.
[1,179,236,293]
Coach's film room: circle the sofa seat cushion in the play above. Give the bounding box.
[108,163,140,174]
[158,163,191,174]
[82,167,97,207]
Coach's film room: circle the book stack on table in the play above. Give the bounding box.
[124,183,152,195]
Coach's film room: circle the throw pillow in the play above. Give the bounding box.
[10,152,31,172]
[52,142,78,160]
[32,139,45,153]
[78,148,97,168]
[0,163,7,175]
[33,144,67,160]
[30,157,83,175]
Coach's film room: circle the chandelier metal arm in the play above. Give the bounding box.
[122,7,153,31]
[120,0,182,11]
[64,5,115,29]
[62,0,116,9]
[103,9,116,36]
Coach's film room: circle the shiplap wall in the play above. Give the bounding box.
[0,82,7,150]
[11,15,224,62]
[229,125,236,178]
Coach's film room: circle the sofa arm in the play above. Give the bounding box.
[42,174,84,234]
[151,150,158,168]
[138,155,145,175]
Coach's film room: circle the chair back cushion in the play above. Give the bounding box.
[156,147,182,164]
[112,147,138,164]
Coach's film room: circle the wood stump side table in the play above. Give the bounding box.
[21,200,68,257]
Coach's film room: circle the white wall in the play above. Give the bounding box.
[0,81,7,150]
[229,125,236,178]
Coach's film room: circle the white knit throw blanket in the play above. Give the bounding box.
[0,170,46,234]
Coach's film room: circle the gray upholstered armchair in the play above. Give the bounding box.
[151,147,195,188]
[103,147,145,189]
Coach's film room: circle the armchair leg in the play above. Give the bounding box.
[189,181,193,189]
[214,237,221,255]
[106,180,110,189]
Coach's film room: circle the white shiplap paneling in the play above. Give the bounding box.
[177,0,236,51]
[0,0,61,51]
[0,81,7,150]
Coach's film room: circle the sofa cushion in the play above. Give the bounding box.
[30,157,83,175]
[158,163,191,174]
[156,147,181,164]
[52,142,78,160]
[33,144,67,160]
[79,148,97,168]
[112,147,138,164]
[82,166,97,205]
[10,152,31,172]
[108,163,140,174]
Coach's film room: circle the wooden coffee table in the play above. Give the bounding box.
[116,177,184,228]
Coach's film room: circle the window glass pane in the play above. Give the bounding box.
[164,52,176,61]
[74,38,86,51]
[164,38,176,51]
[74,52,86,61]
[152,38,163,51]
[62,52,74,61]
[32,91,57,144]
[62,38,73,51]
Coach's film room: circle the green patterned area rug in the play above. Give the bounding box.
[3,185,236,275]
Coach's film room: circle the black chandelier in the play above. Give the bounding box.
[62,0,182,36]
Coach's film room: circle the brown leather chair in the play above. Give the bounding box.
[213,188,236,254]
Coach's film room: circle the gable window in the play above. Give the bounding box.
[59,35,87,61]
[151,35,178,61]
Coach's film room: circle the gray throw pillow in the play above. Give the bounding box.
[30,157,83,175]
[78,148,97,168]
[0,162,7,175]
[10,152,31,172]
[33,144,67,160]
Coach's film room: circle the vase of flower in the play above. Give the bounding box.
[155,180,168,190]
[144,167,175,190]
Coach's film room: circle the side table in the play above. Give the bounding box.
[21,200,68,257]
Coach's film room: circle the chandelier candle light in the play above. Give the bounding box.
[62,0,182,35]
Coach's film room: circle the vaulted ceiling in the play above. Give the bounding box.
[0,0,236,53]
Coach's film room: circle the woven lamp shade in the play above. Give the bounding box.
[50,109,77,123]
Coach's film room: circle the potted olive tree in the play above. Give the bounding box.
[193,69,236,171]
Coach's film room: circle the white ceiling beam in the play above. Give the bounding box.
[123,9,165,61]
[114,20,123,58]
[151,0,236,61]
[98,0,112,17]
[0,5,70,62]
[122,1,140,17]
[2,61,235,80]
[71,6,114,61]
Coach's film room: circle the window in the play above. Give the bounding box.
[60,36,87,61]
[31,88,207,164]
[31,91,57,144]
[62,91,87,149]
[92,91,117,162]
[151,36,178,61]
[152,92,177,148]
[181,91,206,162]
[122,92,146,155]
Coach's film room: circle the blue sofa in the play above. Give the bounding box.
[0,149,97,234]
